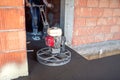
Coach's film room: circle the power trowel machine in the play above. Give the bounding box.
[32,4,71,66]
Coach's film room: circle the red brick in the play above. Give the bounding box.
[117,17,120,25]
[86,18,97,26]
[81,36,95,44]
[101,26,111,34]
[86,36,96,44]
[0,8,25,30]
[73,27,79,36]
[104,33,113,40]
[93,27,102,34]
[103,9,113,17]
[74,18,86,27]
[72,36,79,46]
[113,32,120,40]
[111,25,119,33]
[0,0,24,7]
[74,23,79,29]
[109,0,119,8]
[74,8,81,17]
[99,0,110,8]
[0,39,1,52]
[6,31,20,51]
[87,0,99,7]
[112,17,117,24]
[77,27,89,36]
[119,1,120,8]
[7,31,26,51]
[107,17,113,25]
[73,26,113,45]
[18,31,26,50]
[73,27,81,36]
[76,26,111,36]
[74,0,79,8]
[107,17,117,25]
[79,8,91,17]
[86,26,110,35]
[0,50,26,68]
[77,27,100,36]
[72,35,96,45]
[91,8,103,17]
[97,18,107,25]
[89,26,110,34]
[93,27,103,34]
[0,31,26,52]
[113,9,120,17]
[75,0,87,7]
[95,34,105,42]
[0,33,7,52]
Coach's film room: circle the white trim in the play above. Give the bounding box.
[0,61,28,80]
[64,0,74,46]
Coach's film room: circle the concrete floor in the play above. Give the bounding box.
[15,35,120,80]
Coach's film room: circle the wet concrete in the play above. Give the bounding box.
[15,37,120,80]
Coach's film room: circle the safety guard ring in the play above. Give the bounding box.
[37,47,71,66]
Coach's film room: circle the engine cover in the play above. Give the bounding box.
[47,27,62,36]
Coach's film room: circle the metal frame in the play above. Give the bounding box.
[37,47,71,66]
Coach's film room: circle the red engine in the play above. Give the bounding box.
[45,36,55,47]
[37,27,71,66]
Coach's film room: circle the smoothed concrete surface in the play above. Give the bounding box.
[15,39,120,80]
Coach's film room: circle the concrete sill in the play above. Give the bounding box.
[72,40,120,60]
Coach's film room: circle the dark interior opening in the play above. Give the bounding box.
[25,0,61,33]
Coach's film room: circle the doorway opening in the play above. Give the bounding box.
[24,0,75,68]
[25,0,68,66]
[25,0,61,41]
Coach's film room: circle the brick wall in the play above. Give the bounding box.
[0,0,28,80]
[72,0,120,46]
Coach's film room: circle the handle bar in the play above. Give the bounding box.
[31,4,45,8]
